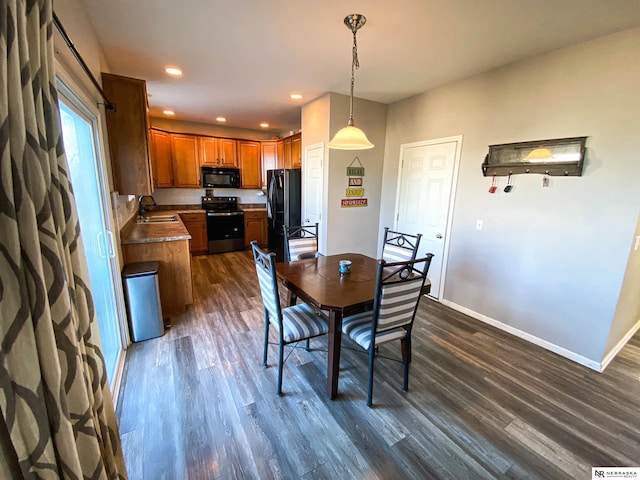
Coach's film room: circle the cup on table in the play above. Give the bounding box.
[339,260,352,275]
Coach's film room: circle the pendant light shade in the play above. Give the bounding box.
[328,14,374,150]
[328,125,374,150]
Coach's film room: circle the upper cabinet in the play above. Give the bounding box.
[171,134,201,188]
[149,129,200,188]
[278,132,302,170]
[238,140,261,189]
[102,73,152,195]
[261,141,277,189]
[200,137,238,167]
[149,129,173,188]
[290,133,302,169]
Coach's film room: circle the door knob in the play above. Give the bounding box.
[436,234,443,239]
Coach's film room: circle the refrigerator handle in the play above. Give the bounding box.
[267,173,276,221]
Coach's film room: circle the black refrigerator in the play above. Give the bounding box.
[267,169,301,261]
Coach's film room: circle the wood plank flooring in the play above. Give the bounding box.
[116,250,640,479]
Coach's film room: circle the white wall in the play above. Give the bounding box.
[324,93,387,257]
[380,27,640,365]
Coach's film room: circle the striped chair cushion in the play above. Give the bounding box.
[342,311,406,351]
[382,244,414,263]
[270,303,329,343]
[288,237,318,261]
[378,280,424,330]
[255,261,280,318]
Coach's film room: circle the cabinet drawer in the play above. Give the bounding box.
[244,211,266,220]
[180,212,205,222]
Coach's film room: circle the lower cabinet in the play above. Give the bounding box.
[179,212,207,255]
[244,210,267,247]
[122,240,193,317]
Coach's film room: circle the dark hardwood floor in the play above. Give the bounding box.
[116,250,640,479]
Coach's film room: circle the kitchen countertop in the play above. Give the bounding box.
[121,212,191,245]
[239,204,267,212]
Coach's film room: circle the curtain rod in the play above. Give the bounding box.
[52,12,116,111]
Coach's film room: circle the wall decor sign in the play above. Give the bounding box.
[346,156,365,177]
[341,198,368,208]
[349,177,362,186]
[346,188,365,197]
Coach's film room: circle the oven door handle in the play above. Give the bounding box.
[206,211,244,217]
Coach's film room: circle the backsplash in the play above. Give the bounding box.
[151,188,267,206]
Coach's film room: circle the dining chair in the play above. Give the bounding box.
[283,223,320,261]
[341,254,434,407]
[251,241,329,396]
[381,227,422,263]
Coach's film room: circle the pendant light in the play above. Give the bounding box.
[328,14,374,150]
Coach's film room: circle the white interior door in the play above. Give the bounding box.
[303,143,325,253]
[396,136,462,299]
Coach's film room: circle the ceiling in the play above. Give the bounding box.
[80,0,640,134]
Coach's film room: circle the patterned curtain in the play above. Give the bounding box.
[0,0,127,478]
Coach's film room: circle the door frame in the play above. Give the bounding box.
[394,135,463,300]
[55,61,129,398]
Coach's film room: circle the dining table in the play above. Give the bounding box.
[276,253,380,399]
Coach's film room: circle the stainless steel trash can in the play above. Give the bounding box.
[122,261,164,342]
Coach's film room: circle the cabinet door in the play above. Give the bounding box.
[102,73,152,194]
[219,138,238,167]
[150,129,173,188]
[181,212,207,254]
[200,137,218,165]
[291,133,302,169]
[244,211,267,247]
[238,141,261,189]
[171,134,201,188]
[277,140,285,169]
[283,137,293,169]
[261,141,277,189]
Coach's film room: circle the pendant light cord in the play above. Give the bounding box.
[348,28,359,126]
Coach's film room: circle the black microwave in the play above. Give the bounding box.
[201,167,241,188]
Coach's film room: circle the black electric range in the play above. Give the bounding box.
[201,196,245,254]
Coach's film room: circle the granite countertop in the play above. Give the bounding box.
[239,203,267,212]
[121,212,191,245]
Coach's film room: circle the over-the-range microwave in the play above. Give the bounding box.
[201,167,241,188]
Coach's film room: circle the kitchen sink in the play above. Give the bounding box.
[136,214,178,224]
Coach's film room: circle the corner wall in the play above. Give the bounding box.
[381,27,640,365]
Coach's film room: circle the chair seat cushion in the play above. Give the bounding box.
[273,303,329,343]
[342,311,406,351]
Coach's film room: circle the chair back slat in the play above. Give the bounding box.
[372,255,434,335]
[283,223,319,261]
[251,241,281,323]
[381,227,422,263]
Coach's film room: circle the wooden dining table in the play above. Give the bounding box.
[276,253,380,399]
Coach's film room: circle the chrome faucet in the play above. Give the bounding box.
[138,195,157,218]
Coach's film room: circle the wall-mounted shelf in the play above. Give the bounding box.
[482,137,587,177]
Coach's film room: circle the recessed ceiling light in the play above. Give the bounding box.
[216,117,226,122]
[164,66,182,77]
[260,122,269,128]
[163,110,175,116]
[290,93,303,100]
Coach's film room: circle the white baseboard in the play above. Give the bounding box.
[440,299,603,372]
[600,317,640,371]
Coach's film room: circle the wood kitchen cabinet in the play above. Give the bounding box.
[122,240,193,317]
[149,129,200,188]
[238,140,261,189]
[200,137,238,167]
[179,212,207,255]
[171,134,201,187]
[150,129,173,188]
[261,141,277,189]
[244,210,267,247]
[278,132,302,170]
[102,73,153,194]
[291,133,302,169]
